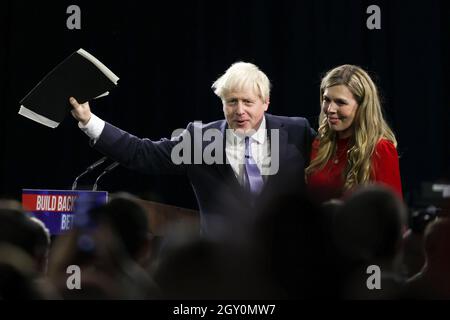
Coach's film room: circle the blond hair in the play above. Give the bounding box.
[212,62,271,102]
[306,65,398,190]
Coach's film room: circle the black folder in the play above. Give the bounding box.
[19,48,119,128]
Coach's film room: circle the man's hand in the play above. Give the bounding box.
[69,97,92,126]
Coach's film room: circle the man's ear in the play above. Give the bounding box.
[264,97,270,111]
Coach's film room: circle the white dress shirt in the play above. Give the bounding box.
[224,117,271,185]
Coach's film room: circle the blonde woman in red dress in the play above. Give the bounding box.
[306,65,402,202]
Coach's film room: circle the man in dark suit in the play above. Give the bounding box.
[70,62,315,235]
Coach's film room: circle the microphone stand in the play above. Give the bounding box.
[92,162,120,191]
[72,156,108,190]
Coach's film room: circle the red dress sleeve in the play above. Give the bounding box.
[371,139,403,199]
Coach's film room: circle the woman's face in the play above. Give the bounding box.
[322,85,359,139]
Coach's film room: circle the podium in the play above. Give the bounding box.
[136,199,199,236]
[22,189,200,236]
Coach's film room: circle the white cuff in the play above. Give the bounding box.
[78,113,105,142]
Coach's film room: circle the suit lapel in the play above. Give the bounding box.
[265,114,288,185]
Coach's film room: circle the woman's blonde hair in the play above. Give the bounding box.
[306,65,397,190]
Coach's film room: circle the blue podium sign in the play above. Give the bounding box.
[22,189,108,235]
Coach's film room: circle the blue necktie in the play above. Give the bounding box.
[244,136,264,196]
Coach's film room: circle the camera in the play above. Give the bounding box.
[409,205,442,234]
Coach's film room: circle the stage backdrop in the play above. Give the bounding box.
[1,0,448,209]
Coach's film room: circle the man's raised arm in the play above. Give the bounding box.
[69,97,186,175]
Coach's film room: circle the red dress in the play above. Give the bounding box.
[307,137,403,202]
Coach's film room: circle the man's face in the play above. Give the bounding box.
[222,88,269,134]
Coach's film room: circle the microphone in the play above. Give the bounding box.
[72,156,108,190]
[92,161,120,191]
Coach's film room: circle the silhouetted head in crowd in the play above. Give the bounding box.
[89,192,153,267]
[152,225,276,299]
[423,217,450,273]
[28,217,51,274]
[250,186,339,298]
[47,193,160,299]
[0,199,50,299]
[48,222,132,299]
[321,199,344,216]
[0,200,50,274]
[405,217,450,299]
[330,186,408,299]
[333,185,406,268]
[0,244,43,299]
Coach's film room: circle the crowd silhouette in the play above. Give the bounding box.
[0,185,449,300]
